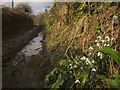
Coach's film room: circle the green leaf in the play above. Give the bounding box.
[105,79,120,88]
[80,70,89,88]
[100,47,120,64]
[79,2,86,11]
[45,67,58,82]
[75,49,85,56]
[97,74,120,88]
[59,60,69,67]
[113,70,120,79]
[51,74,65,89]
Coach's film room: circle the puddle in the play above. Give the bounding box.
[21,33,43,57]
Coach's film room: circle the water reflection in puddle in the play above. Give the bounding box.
[21,33,43,57]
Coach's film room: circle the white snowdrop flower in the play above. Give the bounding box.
[92,68,96,72]
[81,56,86,60]
[89,46,93,50]
[97,36,101,39]
[100,56,103,59]
[88,52,92,57]
[75,79,80,84]
[97,52,101,57]
[86,58,91,64]
[97,52,103,59]
[86,62,88,65]
[104,44,107,46]
[95,40,98,42]
[107,44,110,47]
[101,40,105,43]
[111,38,115,41]
[97,52,102,57]
[105,36,109,39]
[80,67,83,70]
[113,15,118,20]
[97,43,100,47]
[92,60,95,63]
[74,65,77,68]
[75,61,79,65]
[107,38,110,41]
[70,67,73,69]
[105,36,110,41]
[83,80,85,83]
[99,46,102,48]
[75,56,77,59]
[69,64,72,66]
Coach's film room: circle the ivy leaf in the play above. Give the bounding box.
[100,47,120,64]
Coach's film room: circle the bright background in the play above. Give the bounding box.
[1,0,54,15]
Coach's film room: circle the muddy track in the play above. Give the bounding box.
[2,26,41,64]
[3,50,50,88]
[2,26,51,88]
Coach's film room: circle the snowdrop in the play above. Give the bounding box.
[105,36,110,41]
[89,46,94,50]
[98,52,102,57]
[97,36,101,39]
[74,65,77,68]
[88,52,92,57]
[95,40,98,42]
[86,62,88,65]
[83,80,85,83]
[69,64,72,66]
[75,79,80,83]
[107,44,110,47]
[101,40,105,43]
[80,67,83,70]
[97,52,101,57]
[111,38,115,41]
[113,15,118,20]
[86,58,91,64]
[104,43,110,47]
[81,56,87,60]
[97,43,100,47]
[92,68,96,72]
[97,52,103,59]
[92,60,95,63]
[104,43,107,46]
[70,67,73,69]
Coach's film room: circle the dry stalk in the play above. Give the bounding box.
[64,16,87,57]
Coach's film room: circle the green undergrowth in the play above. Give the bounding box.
[43,2,120,89]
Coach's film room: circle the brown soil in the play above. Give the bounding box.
[2,26,50,88]
[3,48,50,88]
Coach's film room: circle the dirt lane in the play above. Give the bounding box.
[2,26,50,88]
[2,26,41,64]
